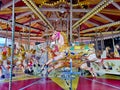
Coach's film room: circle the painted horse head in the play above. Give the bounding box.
[51,31,64,46]
[51,31,60,41]
[51,31,69,52]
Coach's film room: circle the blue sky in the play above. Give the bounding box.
[0,38,5,43]
[0,37,11,45]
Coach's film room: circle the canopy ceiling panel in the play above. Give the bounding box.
[0,0,120,42]
[101,13,120,21]
[15,1,27,7]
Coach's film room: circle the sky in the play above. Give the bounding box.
[0,37,11,46]
[0,38,5,43]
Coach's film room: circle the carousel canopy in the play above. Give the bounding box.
[0,0,120,43]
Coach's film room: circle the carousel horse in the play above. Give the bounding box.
[23,49,39,75]
[0,46,14,78]
[114,45,120,57]
[0,45,35,76]
[15,45,40,75]
[41,31,97,77]
[13,45,27,72]
[1,47,11,69]
[13,45,33,74]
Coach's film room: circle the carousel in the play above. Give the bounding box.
[0,0,120,90]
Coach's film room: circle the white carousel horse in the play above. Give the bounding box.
[13,45,26,72]
[41,31,97,77]
[0,46,13,78]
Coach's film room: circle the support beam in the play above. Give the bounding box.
[101,33,120,40]
[16,12,33,19]
[24,17,99,26]
[0,35,44,41]
[0,30,41,37]
[112,2,120,10]
[100,32,104,52]
[14,7,112,26]
[72,0,113,30]
[14,7,89,12]
[0,18,42,31]
[82,31,120,37]
[15,8,89,20]
[9,0,15,89]
[23,0,54,29]
[81,21,120,33]
[87,21,99,26]
[1,0,21,10]
[39,8,113,23]
[70,0,73,43]
[115,26,120,31]
[24,19,40,25]
[40,8,90,12]
[97,13,114,22]
[105,27,110,32]
[6,6,117,20]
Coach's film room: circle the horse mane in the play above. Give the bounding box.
[60,32,68,45]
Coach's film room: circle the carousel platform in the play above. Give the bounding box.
[0,72,120,90]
